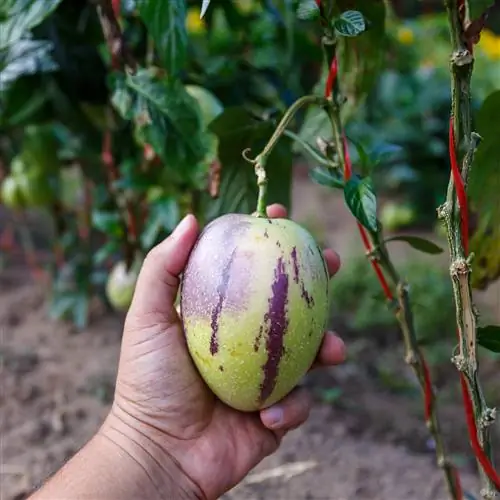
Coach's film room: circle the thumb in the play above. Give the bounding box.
[127,214,199,326]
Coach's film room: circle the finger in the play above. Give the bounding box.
[323,248,341,277]
[266,204,288,219]
[128,214,199,321]
[260,387,312,431]
[309,331,346,371]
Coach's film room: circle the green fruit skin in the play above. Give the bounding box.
[106,260,141,311]
[185,85,224,127]
[180,214,330,412]
[380,202,417,231]
[17,173,56,207]
[1,176,25,210]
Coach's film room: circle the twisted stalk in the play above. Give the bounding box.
[314,1,462,497]
[440,0,499,497]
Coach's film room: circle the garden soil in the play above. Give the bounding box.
[1,170,499,500]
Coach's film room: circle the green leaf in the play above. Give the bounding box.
[333,10,366,37]
[111,68,207,173]
[0,39,57,92]
[469,1,496,21]
[384,235,444,255]
[296,0,320,21]
[203,107,292,221]
[309,166,344,189]
[371,142,403,165]
[0,0,64,50]
[469,90,500,225]
[343,175,378,232]
[94,241,120,266]
[200,0,211,18]
[49,293,77,321]
[92,210,124,238]
[335,0,387,118]
[136,0,187,75]
[478,325,500,353]
[72,292,90,330]
[141,197,180,250]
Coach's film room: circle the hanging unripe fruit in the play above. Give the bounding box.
[106,258,142,312]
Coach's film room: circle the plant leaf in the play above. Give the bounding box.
[141,197,180,250]
[309,166,344,189]
[136,0,187,75]
[0,0,64,50]
[333,10,366,37]
[384,235,444,255]
[469,90,500,226]
[477,325,500,353]
[203,107,292,221]
[200,0,211,19]
[343,175,378,232]
[111,68,207,175]
[296,0,320,21]
[469,1,496,21]
[0,39,57,92]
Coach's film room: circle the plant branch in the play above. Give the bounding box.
[318,22,462,500]
[94,0,137,72]
[441,0,499,496]
[282,130,334,168]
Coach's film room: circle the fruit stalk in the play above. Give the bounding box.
[317,16,462,500]
[441,0,499,496]
[243,95,327,216]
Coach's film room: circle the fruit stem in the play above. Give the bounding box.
[254,159,268,218]
[243,94,328,216]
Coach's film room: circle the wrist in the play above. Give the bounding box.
[99,409,206,500]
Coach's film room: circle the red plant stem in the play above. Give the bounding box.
[327,49,462,497]
[448,119,469,254]
[337,85,393,301]
[449,116,500,490]
[325,58,338,99]
[112,0,120,18]
[102,130,138,242]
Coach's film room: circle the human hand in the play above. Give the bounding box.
[101,204,346,500]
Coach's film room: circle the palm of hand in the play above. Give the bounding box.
[106,205,344,500]
[114,309,282,499]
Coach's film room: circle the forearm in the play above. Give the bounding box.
[30,418,199,500]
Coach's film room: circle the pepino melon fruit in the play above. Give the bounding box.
[180,213,330,412]
[106,258,142,312]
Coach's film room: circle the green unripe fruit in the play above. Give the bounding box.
[17,172,56,208]
[60,166,85,211]
[180,213,330,412]
[10,155,27,177]
[185,85,224,127]
[1,175,25,210]
[106,258,142,312]
[380,201,417,231]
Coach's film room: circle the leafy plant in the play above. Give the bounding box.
[1,0,500,498]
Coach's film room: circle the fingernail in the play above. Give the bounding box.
[262,406,283,428]
[172,214,193,237]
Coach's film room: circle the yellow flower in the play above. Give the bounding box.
[397,26,414,45]
[478,29,500,60]
[186,7,206,35]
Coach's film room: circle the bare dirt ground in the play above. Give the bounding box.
[1,170,499,500]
